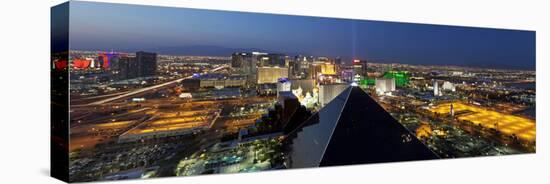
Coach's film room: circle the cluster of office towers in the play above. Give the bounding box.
[108,51,158,80]
[231,52,368,85]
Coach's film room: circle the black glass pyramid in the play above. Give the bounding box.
[284,86,439,168]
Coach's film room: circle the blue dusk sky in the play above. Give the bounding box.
[68,1,535,70]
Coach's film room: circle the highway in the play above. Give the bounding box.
[86,65,228,105]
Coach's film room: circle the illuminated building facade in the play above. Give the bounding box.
[433,80,441,96]
[181,74,247,90]
[257,67,289,84]
[442,81,456,92]
[320,63,336,75]
[382,71,410,87]
[375,78,396,94]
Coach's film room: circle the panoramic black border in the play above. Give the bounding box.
[51,2,70,182]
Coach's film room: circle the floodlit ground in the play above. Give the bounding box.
[70,120,137,151]
[125,110,219,135]
[429,102,535,142]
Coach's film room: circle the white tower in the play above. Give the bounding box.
[433,80,439,96]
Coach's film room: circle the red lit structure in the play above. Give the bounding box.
[72,59,91,69]
[54,59,68,70]
[98,52,124,69]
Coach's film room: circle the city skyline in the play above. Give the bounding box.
[69,1,535,70]
[52,1,536,182]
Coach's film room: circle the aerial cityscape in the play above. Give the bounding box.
[53,1,535,182]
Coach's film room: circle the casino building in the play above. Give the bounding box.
[283,86,439,168]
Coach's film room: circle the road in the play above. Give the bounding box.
[86,65,228,106]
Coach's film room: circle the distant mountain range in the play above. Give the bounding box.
[79,45,307,57]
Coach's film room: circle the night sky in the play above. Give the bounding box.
[69,1,536,70]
